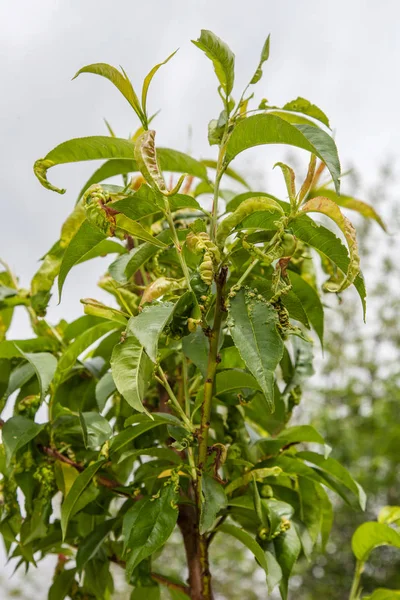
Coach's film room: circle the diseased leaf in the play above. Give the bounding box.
[142,50,178,116]
[300,196,360,291]
[352,522,400,562]
[134,130,167,192]
[2,416,44,465]
[311,187,387,231]
[123,481,179,578]
[228,290,284,410]
[14,349,57,402]
[289,215,366,317]
[250,34,270,85]
[128,303,175,363]
[225,114,341,193]
[61,460,104,540]
[110,335,153,415]
[192,30,235,95]
[200,474,227,534]
[73,63,142,118]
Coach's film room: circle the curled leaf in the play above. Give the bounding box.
[300,196,360,291]
[216,196,284,247]
[274,162,296,207]
[134,130,167,192]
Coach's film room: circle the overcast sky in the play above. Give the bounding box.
[1,0,399,337]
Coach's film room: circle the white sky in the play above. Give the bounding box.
[0,0,399,336]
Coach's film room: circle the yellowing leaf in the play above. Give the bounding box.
[300,196,360,292]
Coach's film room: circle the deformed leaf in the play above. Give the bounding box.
[134,130,167,192]
[225,114,341,194]
[110,334,154,415]
[192,29,235,95]
[228,290,284,410]
[300,196,360,291]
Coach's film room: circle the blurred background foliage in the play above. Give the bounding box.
[1,163,399,599]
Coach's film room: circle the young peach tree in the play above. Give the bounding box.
[0,30,393,600]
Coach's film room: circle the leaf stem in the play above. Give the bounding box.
[349,560,364,600]
[157,366,194,431]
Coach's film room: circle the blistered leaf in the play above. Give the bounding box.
[2,416,44,466]
[61,460,104,540]
[15,348,57,401]
[54,321,118,387]
[73,63,142,119]
[192,30,235,95]
[110,335,153,415]
[228,290,284,410]
[219,524,282,593]
[200,474,227,534]
[300,196,360,291]
[128,303,175,363]
[142,50,178,116]
[311,187,387,231]
[225,114,341,193]
[123,482,179,578]
[80,298,128,325]
[34,136,138,194]
[250,34,270,85]
[352,522,400,562]
[134,130,167,192]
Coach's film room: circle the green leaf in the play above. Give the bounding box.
[2,416,44,465]
[131,586,161,600]
[76,518,116,570]
[352,522,400,562]
[0,337,59,359]
[200,474,227,534]
[297,451,366,510]
[225,114,341,194]
[95,372,116,411]
[3,362,35,400]
[364,589,400,600]
[378,506,400,525]
[73,63,142,118]
[34,136,138,194]
[54,321,118,388]
[219,524,282,593]
[281,97,330,128]
[182,327,209,379]
[110,413,180,456]
[124,482,179,578]
[110,335,153,415]
[273,526,302,600]
[115,213,168,247]
[288,271,324,346]
[192,29,235,95]
[226,190,281,213]
[79,412,112,449]
[14,349,57,401]
[250,34,270,85]
[228,290,284,410]
[58,220,106,299]
[300,196,359,291]
[128,302,175,362]
[281,337,315,408]
[311,187,386,231]
[142,50,178,116]
[277,425,330,457]
[61,460,104,540]
[289,215,366,317]
[48,568,77,600]
[113,230,173,283]
[201,159,249,188]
